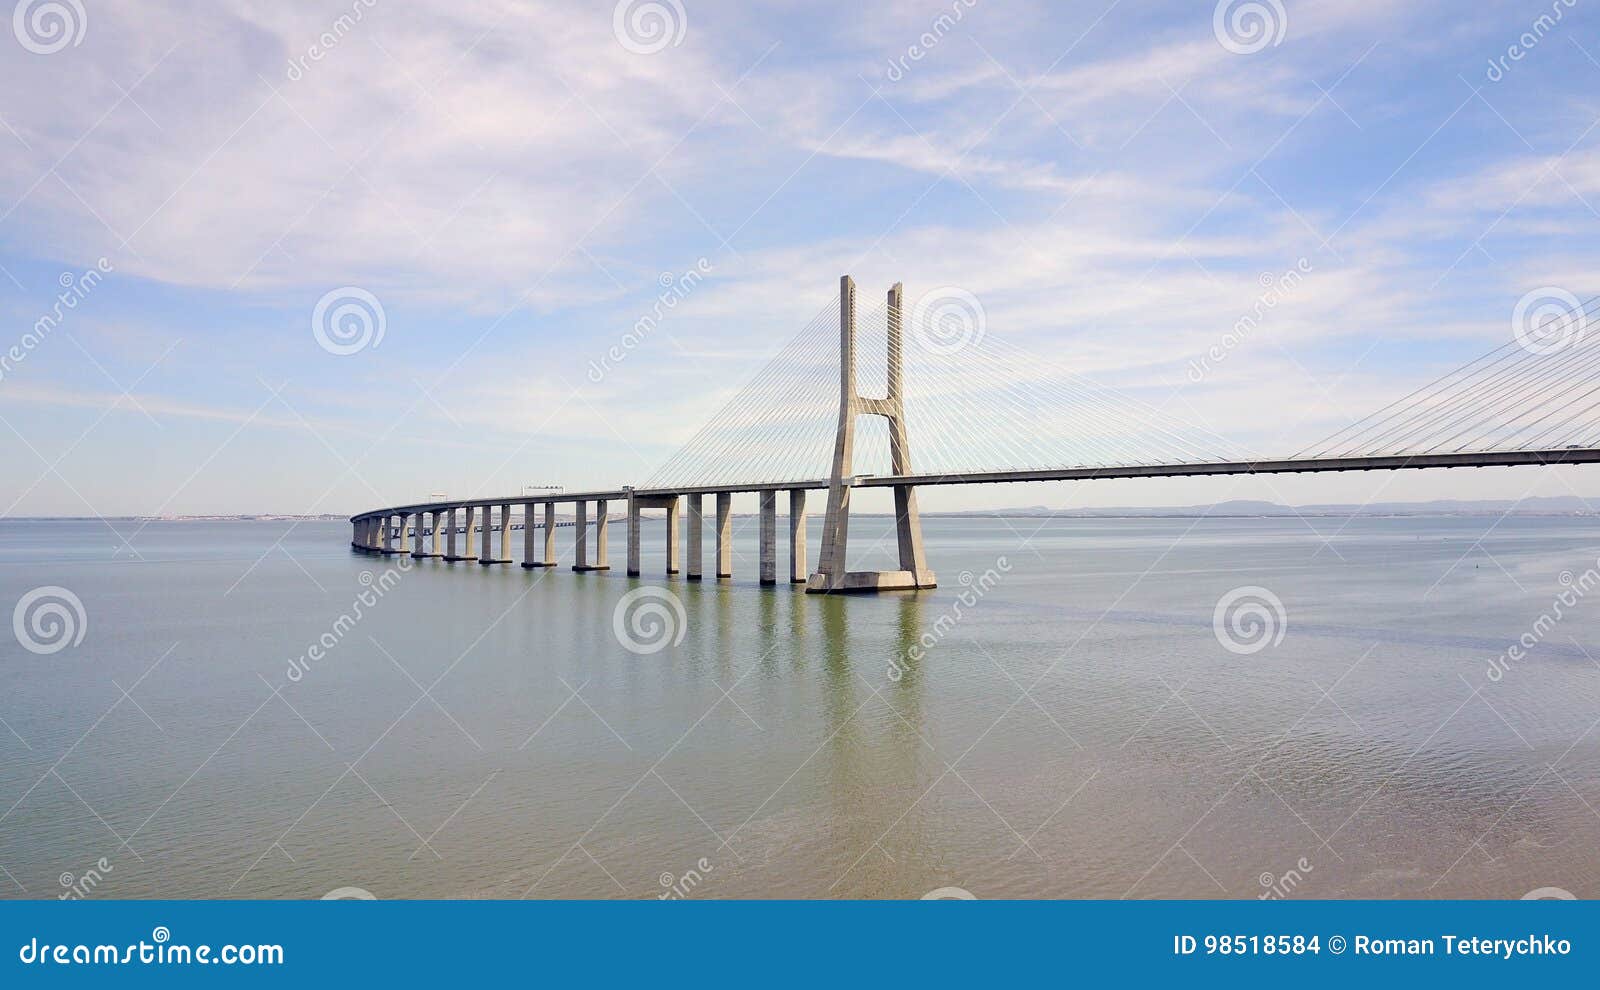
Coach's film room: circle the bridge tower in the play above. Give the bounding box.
[807,276,936,593]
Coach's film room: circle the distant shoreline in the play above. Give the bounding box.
[4,505,1600,523]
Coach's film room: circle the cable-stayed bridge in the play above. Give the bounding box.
[350,277,1600,593]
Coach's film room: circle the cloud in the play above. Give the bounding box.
[3,0,1599,514]
[0,1,749,311]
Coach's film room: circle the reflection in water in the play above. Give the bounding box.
[3,516,1599,900]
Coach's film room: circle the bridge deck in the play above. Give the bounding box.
[858,447,1600,489]
[348,448,1600,521]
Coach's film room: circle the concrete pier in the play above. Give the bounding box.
[808,278,935,592]
[572,500,594,571]
[522,502,536,567]
[447,506,479,562]
[716,492,732,578]
[627,492,641,577]
[592,499,610,570]
[542,502,557,566]
[474,503,510,563]
[383,514,408,555]
[686,494,703,580]
[759,491,777,585]
[665,496,680,575]
[524,502,557,568]
[628,493,683,576]
[411,514,425,556]
[484,503,512,564]
[569,498,604,575]
[789,489,807,582]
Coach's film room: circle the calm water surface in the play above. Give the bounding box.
[1,515,1598,900]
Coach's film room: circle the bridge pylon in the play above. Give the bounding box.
[807,276,936,593]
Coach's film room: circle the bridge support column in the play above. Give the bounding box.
[789,489,807,583]
[542,503,556,566]
[592,499,611,571]
[665,496,680,575]
[716,493,732,578]
[759,492,777,585]
[486,503,512,564]
[449,506,479,562]
[686,494,703,580]
[630,494,683,576]
[411,514,425,556]
[808,277,935,593]
[385,514,408,555]
[521,502,536,567]
[480,506,495,562]
[521,502,557,568]
[573,500,592,571]
[627,492,641,576]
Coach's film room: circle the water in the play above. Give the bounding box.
[1,514,1598,900]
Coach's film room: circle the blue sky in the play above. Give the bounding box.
[1,0,1599,515]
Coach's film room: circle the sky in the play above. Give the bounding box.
[1,0,1599,516]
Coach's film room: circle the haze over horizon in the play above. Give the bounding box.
[4,1,1600,517]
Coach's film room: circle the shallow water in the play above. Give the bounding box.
[1,514,1597,900]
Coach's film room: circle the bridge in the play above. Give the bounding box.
[350,276,1600,593]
